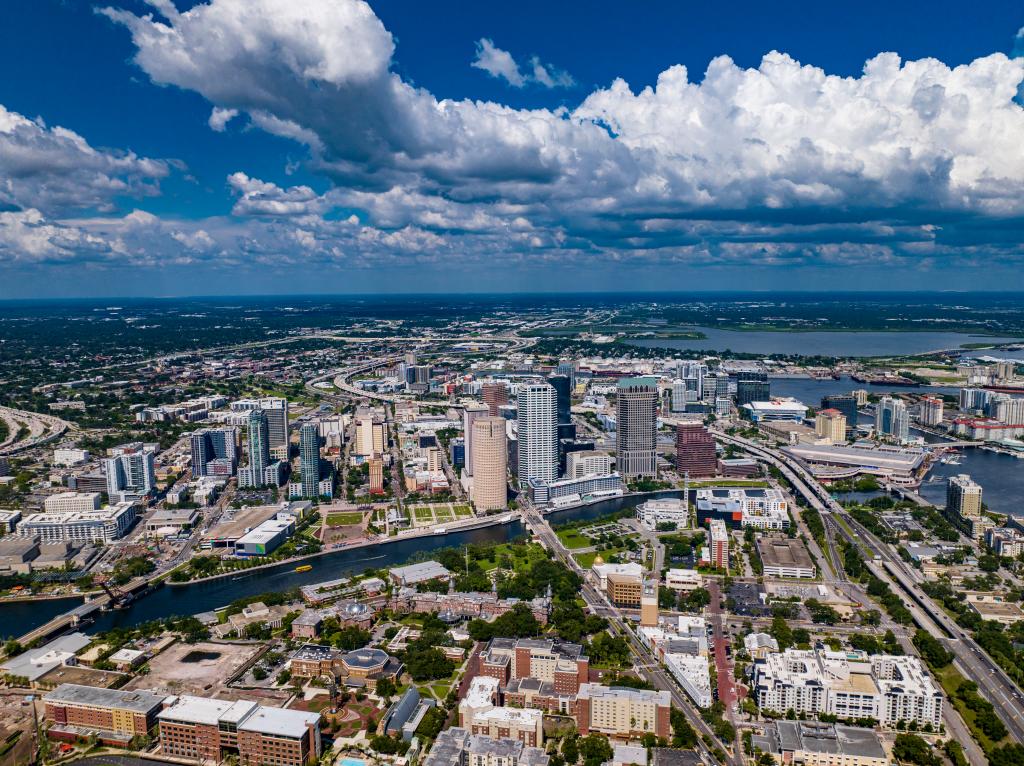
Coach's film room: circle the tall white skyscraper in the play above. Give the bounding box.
[875,396,909,444]
[516,383,558,487]
[104,443,156,499]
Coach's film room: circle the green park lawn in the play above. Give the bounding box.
[326,512,364,526]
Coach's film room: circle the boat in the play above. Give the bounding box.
[434,527,447,534]
[294,564,313,573]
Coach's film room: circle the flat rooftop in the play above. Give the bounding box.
[756,537,815,570]
[44,683,166,713]
[237,706,320,738]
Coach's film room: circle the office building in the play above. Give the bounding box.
[548,374,574,439]
[482,383,510,417]
[752,648,943,728]
[674,422,717,476]
[664,569,702,591]
[463,404,490,476]
[190,427,238,477]
[298,423,321,499]
[742,399,808,423]
[708,519,729,569]
[814,409,847,444]
[575,684,671,739]
[751,722,888,766]
[53,448,90,467]
[368,455,384,495]
[238,410,271,489]
[517,384,558,486]
[450,438,466,470]
[615,377,658,478]
[423,728,549,766]
[755,537,816,578]
[918,396,944,427]
[821,394,858,437]
[354,411,386,457]
[636,498,689,531]
[19,502,137,543]
[231,398,289,460]
[44,684,167,745]
[158,695,321,766]
[43,492,100,514]
[875,397,909,443]
[947,474,982,520]
[736,380,770,407]
[103,443,156,500]
[566,451,613,478]
[471,416,508,511]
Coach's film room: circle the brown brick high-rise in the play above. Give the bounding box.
[675,422,717,477]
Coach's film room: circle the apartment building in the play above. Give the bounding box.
[44,684,166,745]
[158,696,321,766]
[752,648,942,728]
[459,677,544,746]
[575,684,671,739]
[479,637,589,695]
[423,728,549,766]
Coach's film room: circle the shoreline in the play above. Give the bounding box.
[166,513,518,587]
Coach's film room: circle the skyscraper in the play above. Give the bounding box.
[616,377,658,478]
[517,383,558,486]
[918,396,944,427]
[875,397,909,443]
[814,409,847,443]
[548,374,575,439]
[238,410,271,488]
[674,422,717,477]
[821,394,858,437]
[471,416,508,511]
[190,428,238,477]
[736,380,770,407]
[947,474,982,519]
[104,443,156,499]
[462,404,489,476]
[299,423,321,499]
[482,383,509,417]
[230,397,290,460]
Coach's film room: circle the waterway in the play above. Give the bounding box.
[1,491,685,639]
[626,328,1023,357]
[768,375,959,403]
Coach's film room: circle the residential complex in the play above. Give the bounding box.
[575,683,671,739]
[695,487,789,529]
[44,684,166,745]
[752,648,943,728]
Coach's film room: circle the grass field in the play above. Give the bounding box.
[326,512,364,526]
[407,503,475,527]
[574,547,628,569]
[557,529,592,549]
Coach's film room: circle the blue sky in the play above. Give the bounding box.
[1,0,1024,297]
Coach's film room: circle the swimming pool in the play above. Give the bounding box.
[340,758,367,766]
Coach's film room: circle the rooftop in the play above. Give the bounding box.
[756,537,815,570]
[158,696,258,727]
[237,705,320,738]
[44,683,166,713]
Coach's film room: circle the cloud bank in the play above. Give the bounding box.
[4,0,1024,282]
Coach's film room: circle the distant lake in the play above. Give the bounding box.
[626,328,1023,357]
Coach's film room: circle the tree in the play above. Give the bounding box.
[578,735,613,766]
[892,733,941,766]
[405,646,454,681]
[376,677,397,700]
[770,615,793,650]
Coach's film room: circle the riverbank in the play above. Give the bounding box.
[167,512,516,587]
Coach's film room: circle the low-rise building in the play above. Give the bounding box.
[743,633,779,660]
[636,498,690,531]
[756,537,816,579]
[751,721,889,766]
[986,526,1024,557]
[694,487,789,530]
[459,677,544,746]
[575,683,671,740]
[423,728,549,766]
[965,594,1024,625]
[388,561,452,586]
[664,568,702,592]
[18,501,137,543]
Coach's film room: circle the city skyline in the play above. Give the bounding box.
[2,1,1024,296]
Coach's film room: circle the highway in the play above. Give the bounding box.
[713,428,1023,753]
[523,505,733,766]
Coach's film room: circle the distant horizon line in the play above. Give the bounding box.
[5,288,1024,303]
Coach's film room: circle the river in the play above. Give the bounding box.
[625,328,1022,357]
[0,492,675,638]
